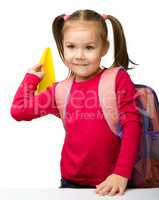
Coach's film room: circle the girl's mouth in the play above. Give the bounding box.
[73,63,88,66]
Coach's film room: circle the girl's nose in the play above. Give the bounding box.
[75,49,85,59]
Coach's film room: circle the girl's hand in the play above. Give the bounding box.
[27,64,45,79]
[96,174,128,196]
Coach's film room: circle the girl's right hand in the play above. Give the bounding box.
[27,64,45,79]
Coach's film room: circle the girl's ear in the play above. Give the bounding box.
[102,40,110,56]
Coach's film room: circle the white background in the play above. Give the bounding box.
[0,0,158,188]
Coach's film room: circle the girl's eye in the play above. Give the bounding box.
[86,46,95,50]
[66,45,74,49]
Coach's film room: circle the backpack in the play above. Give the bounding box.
[55,66,159,188]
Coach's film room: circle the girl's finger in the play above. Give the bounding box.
[96,183,105,193]
[118,187,125,196]
[33,64,43,72]
[107,186,118,196]
[100,185,112,196]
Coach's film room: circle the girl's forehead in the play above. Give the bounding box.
[62,21,105,45]
[63,21,100,38]
[63,30,100,45]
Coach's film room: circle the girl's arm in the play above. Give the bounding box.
[10,64,60,121]
[96,69,142,196]
[113,69,143,179]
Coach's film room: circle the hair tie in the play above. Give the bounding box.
[63,15,70,21]
[101,14,108,20]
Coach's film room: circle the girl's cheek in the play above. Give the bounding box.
[87,53,99,61]
[64,51,74,60]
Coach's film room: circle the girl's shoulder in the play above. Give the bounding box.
[115,67,135,92]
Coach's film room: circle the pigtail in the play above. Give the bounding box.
[52,14,65,62]
[107,15,137,70]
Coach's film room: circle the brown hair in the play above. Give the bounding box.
[52,9,137,76]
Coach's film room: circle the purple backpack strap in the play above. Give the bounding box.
[135,86,159,131]
[55,75,75,129]
[98,66,123,136]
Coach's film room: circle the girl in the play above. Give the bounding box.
[11,9,142,196]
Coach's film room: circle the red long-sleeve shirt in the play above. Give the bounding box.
[10,68,142,186]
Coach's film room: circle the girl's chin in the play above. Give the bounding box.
[70,68,87,75]
[75,70,90,78]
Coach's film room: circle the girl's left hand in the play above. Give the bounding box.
[96,174,128,196]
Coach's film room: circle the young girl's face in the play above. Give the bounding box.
[63,21,108,82]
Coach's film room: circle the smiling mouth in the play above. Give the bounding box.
[73,64,88,66]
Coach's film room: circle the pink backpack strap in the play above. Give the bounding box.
[98,66,123,136]
[55,75,75,129]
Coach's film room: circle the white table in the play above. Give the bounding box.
[0,188,159,200]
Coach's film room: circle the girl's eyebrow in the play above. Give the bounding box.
[64,41,97,45]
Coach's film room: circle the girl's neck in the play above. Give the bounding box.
[74,67,104,83]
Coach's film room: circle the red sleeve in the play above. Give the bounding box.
[113,68,143,180]
[10,73,60,121]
